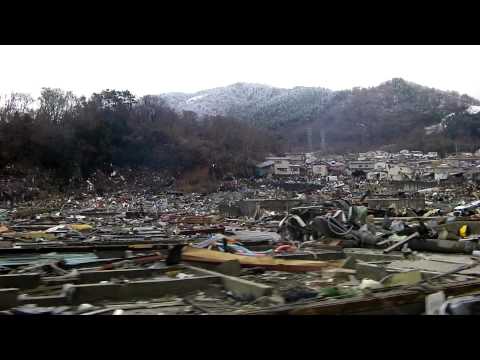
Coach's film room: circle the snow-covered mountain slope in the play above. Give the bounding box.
[159,83,286,117]
[151,78,480,152]
[158,82,334,123]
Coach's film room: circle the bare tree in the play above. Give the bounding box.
[0,92,34,122]
[38,88,77,124]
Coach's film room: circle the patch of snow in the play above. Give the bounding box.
[186,94,206,104]
[466,105,480,115]
[425,112,457,135]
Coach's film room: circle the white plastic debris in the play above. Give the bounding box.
[113,309,124,315]
[176,273,194,279]
[358,279,383,290]
[45,225,67,233]
[77,303,94,312]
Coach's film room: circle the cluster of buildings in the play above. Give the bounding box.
[256,150,480,182]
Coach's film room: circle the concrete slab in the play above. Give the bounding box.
[344,248,405,262]
[355,262,390,281]
[186,265,273,300]
[387,259,480,275]
[70,275,221,304]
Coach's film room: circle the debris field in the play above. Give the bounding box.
[2,178,480,315]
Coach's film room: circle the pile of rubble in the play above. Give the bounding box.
[1,179,480,315]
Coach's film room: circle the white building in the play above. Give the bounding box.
[267,158,301,176]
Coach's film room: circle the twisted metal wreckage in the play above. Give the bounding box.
[278,199,480,255]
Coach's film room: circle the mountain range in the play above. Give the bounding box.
[158,79,480,154]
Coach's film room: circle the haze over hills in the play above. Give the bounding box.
[158,78,480,154]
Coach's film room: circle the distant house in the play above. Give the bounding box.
[348,160,375,172]
[275,163,301,176]
[264,157,301,176]
[255,160,275,177]
[284,153,306,164]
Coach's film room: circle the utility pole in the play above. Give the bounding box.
[320,129,326,152]
[307,127,313,153]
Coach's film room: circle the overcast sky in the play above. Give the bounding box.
[1,45,480,99]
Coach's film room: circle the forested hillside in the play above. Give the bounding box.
[160,78,480,154]
[2,78,480,185]
[0,89,281,184]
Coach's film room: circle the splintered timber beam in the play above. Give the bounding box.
[181,246,343,272]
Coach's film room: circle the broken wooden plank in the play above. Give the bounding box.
[273,251,345,261]
[383,232,419,254]
[181,246,343,272]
